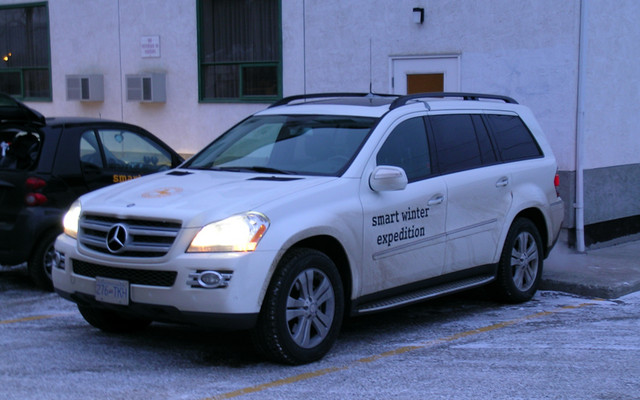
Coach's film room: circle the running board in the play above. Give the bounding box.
[355,275,495,314]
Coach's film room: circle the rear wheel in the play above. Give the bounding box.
[28,229,60,291]
[252,248,344,365]
[495,218,543,303]
[78,305,152,333]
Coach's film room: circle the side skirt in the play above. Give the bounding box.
[352,265,497,315]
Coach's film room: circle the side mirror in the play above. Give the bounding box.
[369,165,408,192]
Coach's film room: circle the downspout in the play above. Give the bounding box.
[303,0,307,95]
[117,0,124,121]
[575,0,588,252]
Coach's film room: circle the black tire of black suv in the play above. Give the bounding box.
[495,218,544,303]
[251,248,344,365]
[28,229,60,291]
[77,305,152,333]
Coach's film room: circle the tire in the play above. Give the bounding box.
[78,305,152,333]
[28,229,60,291]
[252,248,344,365]
[495,218,544,303]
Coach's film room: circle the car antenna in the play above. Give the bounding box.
[367,39,374,100]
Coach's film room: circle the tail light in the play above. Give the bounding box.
[554,171,560,197]
[25,177,48,206]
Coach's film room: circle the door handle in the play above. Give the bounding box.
[496,177,509,187]
[428,194,444,206]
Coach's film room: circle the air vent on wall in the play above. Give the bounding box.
[66,74,104,102]
[126,72,166,103]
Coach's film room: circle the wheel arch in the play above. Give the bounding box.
[285,235,353,312]
[512,207,550,258]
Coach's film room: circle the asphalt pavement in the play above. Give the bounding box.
[541,236,640,299]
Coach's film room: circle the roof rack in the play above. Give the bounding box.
[389,92,518,110]
[269,92,398,108]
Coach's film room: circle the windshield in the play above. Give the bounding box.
[185,114,377,176]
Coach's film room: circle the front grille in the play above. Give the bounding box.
[78,214,181,257]
[72,259,177,287]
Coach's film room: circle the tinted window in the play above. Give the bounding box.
[80,131,103,168]
[486,115,542,161]
[429,114,482,174]
[472,115,497,165]
[377,117,431,182]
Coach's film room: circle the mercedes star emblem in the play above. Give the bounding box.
[106,223,128,253]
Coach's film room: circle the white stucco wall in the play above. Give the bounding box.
[18,0,265,155]
[581,0,640,170]
[5,0,638,172]
[283,0,581,171]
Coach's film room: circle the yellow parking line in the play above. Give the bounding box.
[0,313,73,325]
[205,302,600,400]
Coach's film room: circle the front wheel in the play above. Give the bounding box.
[252,248,344,365]
[495,218,544,303]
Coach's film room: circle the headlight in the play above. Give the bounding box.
[63,200,82,239]
[187,212,269,253]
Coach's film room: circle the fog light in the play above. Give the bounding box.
[54,251,66,270]
[200,271,222,287]
[187,270,232,289]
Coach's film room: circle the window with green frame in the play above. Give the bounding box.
[0,3,51,100]
[198,0,281,102]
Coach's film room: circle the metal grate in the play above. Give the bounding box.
[78,214,181,257]
[72,259,177,287]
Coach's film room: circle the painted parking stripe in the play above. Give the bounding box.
[204,301,601,400]
[0,313,74,325]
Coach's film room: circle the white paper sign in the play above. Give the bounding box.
[141,36,160,58]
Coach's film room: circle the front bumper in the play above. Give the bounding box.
[53,234,278,330]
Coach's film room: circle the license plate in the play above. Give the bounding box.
[95,276,129,306]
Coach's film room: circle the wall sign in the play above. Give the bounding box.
[141,36,160,58]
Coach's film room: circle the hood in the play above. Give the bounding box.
[0,93,46,126]
[80,169,335,227]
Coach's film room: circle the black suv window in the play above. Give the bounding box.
[429,114,494,174]
[97,129,173,173]
[486,114,542,161]
[377,117,431,182]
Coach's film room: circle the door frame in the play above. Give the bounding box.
[389,55,461,94]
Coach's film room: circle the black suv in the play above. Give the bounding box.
[0,94,183,289]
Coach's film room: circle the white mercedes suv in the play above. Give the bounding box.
[53,92,564,364]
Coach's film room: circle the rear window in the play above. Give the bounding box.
[486,114,542,161]
[0,127,42,170]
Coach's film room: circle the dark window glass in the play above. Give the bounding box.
[199,0,281,101]
[486,114,542,161]
[377,117,431,182]
[429,114,482,174]
[0,4,51,99]
[472,115,497,165]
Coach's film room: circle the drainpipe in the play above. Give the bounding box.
[575,0,588,252]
